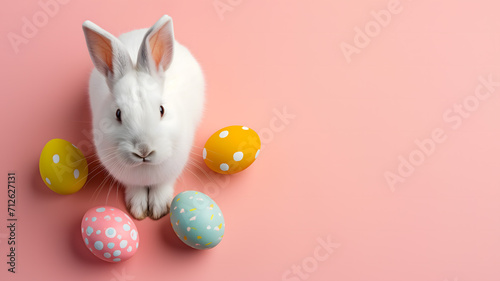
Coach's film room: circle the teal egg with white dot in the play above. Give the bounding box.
[170,191,225,250]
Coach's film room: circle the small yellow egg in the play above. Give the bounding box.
[203,126,261,174]
[39,139,88,194]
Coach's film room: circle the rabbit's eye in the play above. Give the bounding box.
[116,109,122,123]
[160,106,165,118]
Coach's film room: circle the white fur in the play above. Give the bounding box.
[83,16,204,219]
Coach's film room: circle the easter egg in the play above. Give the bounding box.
[81,206,139,262]
[170,191,225,250]
[203,126,261,174]
[39,139,88,194]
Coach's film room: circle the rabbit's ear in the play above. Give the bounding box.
[82,20,132,81]
[137,15,174,75]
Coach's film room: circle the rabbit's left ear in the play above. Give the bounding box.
[137,15,175,75]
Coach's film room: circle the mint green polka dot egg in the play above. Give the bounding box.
[170,191,225,250]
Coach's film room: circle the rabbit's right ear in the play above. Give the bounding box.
[82,20,132,82]
[137,15,174,76]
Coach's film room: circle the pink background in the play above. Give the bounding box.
[1,0,500,280]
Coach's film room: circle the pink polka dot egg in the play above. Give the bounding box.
[81,206,139,262]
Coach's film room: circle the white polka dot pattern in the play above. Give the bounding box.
[203,126,261,174]
[220,163,229,171]
[39,139,88,195]
[81,206,139,263]
[233,152,244,161]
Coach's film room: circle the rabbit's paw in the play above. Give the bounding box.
[125,186,149,220]
[148,182,174,220]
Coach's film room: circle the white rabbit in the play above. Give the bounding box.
[82,15,205,220]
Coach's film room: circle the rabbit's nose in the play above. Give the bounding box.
[133,144,155,161]
[138,143,150,155]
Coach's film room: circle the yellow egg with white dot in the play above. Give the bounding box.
[39,139,88,195]
[203,126,261,174]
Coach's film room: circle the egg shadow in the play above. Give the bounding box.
[68,217,112,267]
[160,214,191,251]
[30,157,59,198]
[159,214,210,260]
